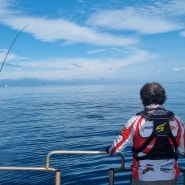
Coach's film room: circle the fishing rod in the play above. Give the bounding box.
[0,24,29,73]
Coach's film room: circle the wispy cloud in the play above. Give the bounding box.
[173,67,185,72]
[0,49,28,62]
[0,0,137,46]
[180,31,185,37]
[87,1,185,34]
[87,49,106,54]
[151,70,161,75]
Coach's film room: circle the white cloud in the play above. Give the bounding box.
[151,70,161,75]
[0,0,137,47]
[87,49,106,54]
[180,31,185,37]
[87,1,185,34]
[0,49,28,62]
[173,67,185,72]
[0,49,29,72]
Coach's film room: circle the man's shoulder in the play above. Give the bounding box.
[125,115,143,128]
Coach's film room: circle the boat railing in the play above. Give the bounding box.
[0,150,185,185]
[0,165,61,185]
[0,150,108,185]
[45,150,107,169]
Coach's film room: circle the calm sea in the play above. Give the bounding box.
[0,82,185,185]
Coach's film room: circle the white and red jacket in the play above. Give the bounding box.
[108,105,185,181]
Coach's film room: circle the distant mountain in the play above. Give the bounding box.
[0,78,125,87]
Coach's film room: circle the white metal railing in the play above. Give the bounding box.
[0,150,184,185]
[0,166,60,185]
[45,150,107,169]
[0,150,108,185]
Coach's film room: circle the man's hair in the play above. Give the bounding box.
[140,82,167,106]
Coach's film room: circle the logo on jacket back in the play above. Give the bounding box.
[156,122,166,132]
[143,126,153,130]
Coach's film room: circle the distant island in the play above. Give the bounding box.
[0,78,128,87]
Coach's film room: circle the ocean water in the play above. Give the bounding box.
[0,82,185,185]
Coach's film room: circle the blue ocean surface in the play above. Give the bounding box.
[0,82,185,185]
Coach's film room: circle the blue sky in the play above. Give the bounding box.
[0,0,185,82]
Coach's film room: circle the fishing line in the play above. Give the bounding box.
[0,24,29,73]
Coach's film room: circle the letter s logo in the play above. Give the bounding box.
[156,122,166,132]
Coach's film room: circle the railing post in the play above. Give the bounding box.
[182,169,185,185]
[109,169,114,185]
[179,167,185,185]
[55,170,61,185]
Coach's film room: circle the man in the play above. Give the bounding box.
[107,82,185,185]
